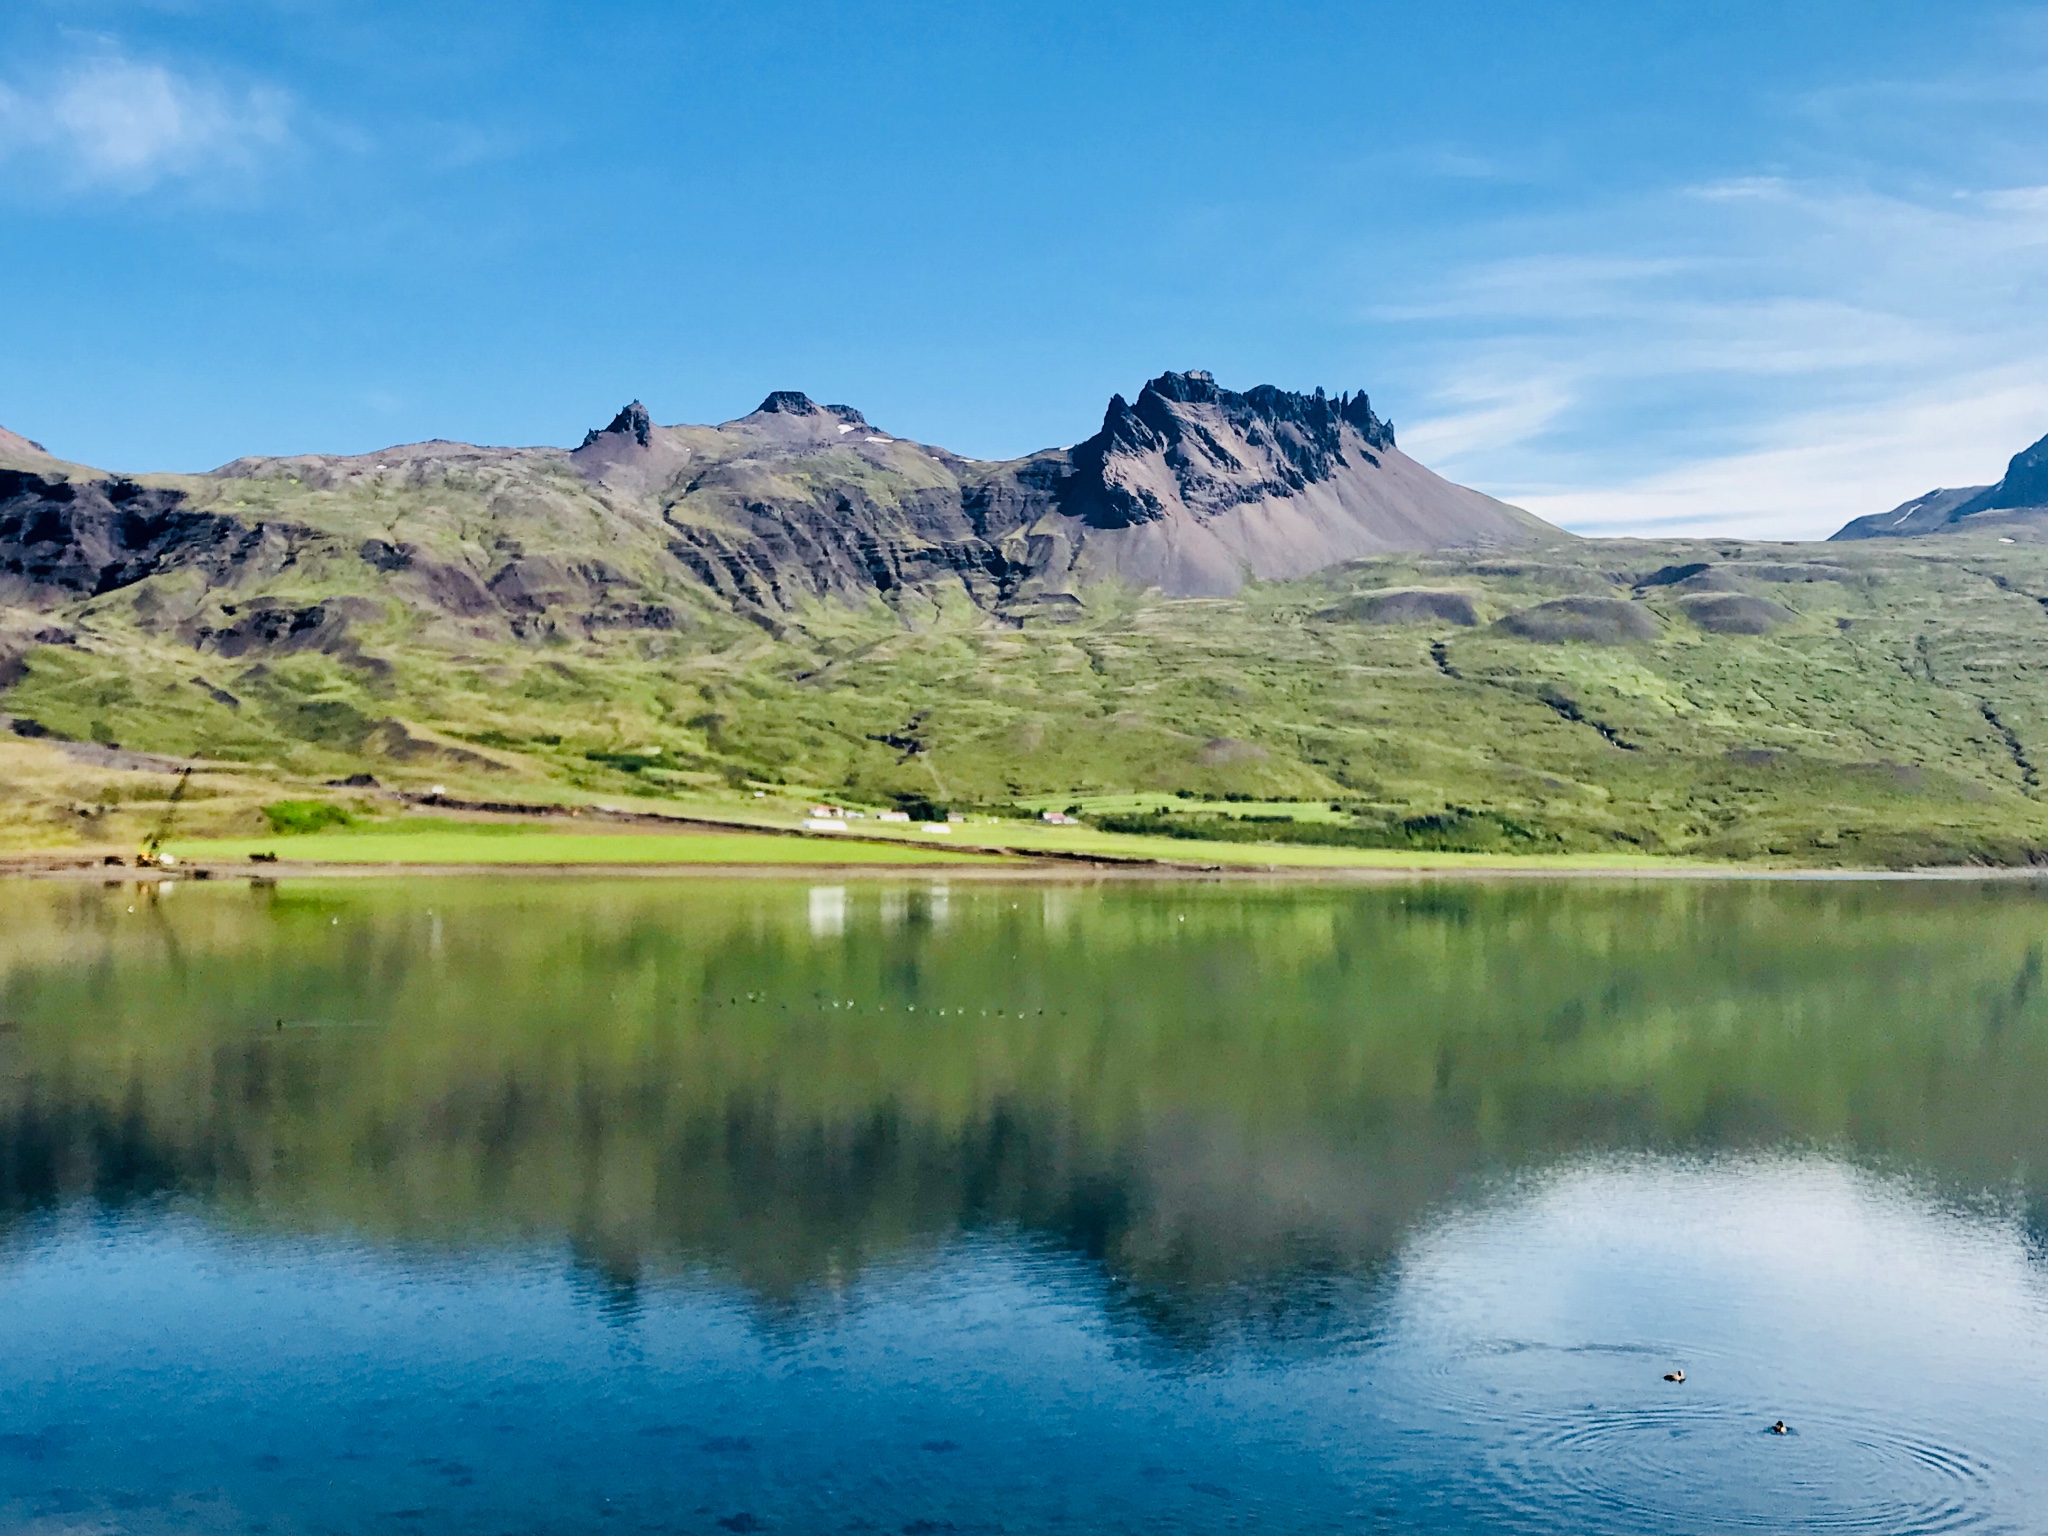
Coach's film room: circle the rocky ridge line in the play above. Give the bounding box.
[0,372,1557,653]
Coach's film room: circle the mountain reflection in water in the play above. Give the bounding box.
[1,877,2045,1532]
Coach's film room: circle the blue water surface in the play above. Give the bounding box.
[1,877,2044,1532]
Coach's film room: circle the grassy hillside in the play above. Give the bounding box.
[11,445,2048,866]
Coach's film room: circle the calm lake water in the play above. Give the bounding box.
[1,875,2045,1534]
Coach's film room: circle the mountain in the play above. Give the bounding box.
[25,374,2048,867]
[0,373,1555,647]
[1832,427,2048,540]
[0,425,56,468]
[635,371,1555,609]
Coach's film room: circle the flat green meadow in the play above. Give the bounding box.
[150,811,1714,874]
[166,819,1001,868]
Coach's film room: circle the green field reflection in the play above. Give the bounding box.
[3,876,2045,1342]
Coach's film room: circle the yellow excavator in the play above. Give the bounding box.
[135,765,194,868]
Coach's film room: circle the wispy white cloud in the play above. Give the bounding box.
[0,49,291,192]
[1517,372,2048,540]
[1399,376,1573,463]
[1375,254,1707,324]
[1383,166,2048,539]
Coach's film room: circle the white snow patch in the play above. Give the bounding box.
[836,424,855,434]
[866,436,894,444]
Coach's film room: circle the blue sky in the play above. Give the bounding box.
[5,1,2048,537]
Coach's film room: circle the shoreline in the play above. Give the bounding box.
[7,853,2048,884]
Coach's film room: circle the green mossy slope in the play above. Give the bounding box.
[12,497,2048,863]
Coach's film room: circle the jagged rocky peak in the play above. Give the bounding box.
[1151,370,1392,447]
[569,397,700,498]
[1098,369,1395,464]
[1070,369,1411,530]
[752,391,868,426]
[580,401,652,450]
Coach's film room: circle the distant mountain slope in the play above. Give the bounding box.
[0,425,58,469]
[0,373,1557,640]
[1833,427,2048,540]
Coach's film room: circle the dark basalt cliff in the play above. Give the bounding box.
[1064,372,1396,529]
[0,372,1558,651]
[0,469,274,604]
[1963,430,2048,516]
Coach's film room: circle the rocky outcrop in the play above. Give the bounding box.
[182,596,394,659]
[666,504,1033,614]
[581,400,652,449]
[0,469,265,605]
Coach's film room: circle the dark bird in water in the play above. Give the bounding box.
[1770,1420,1790,1435]
[1664,1370,1685,1383]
